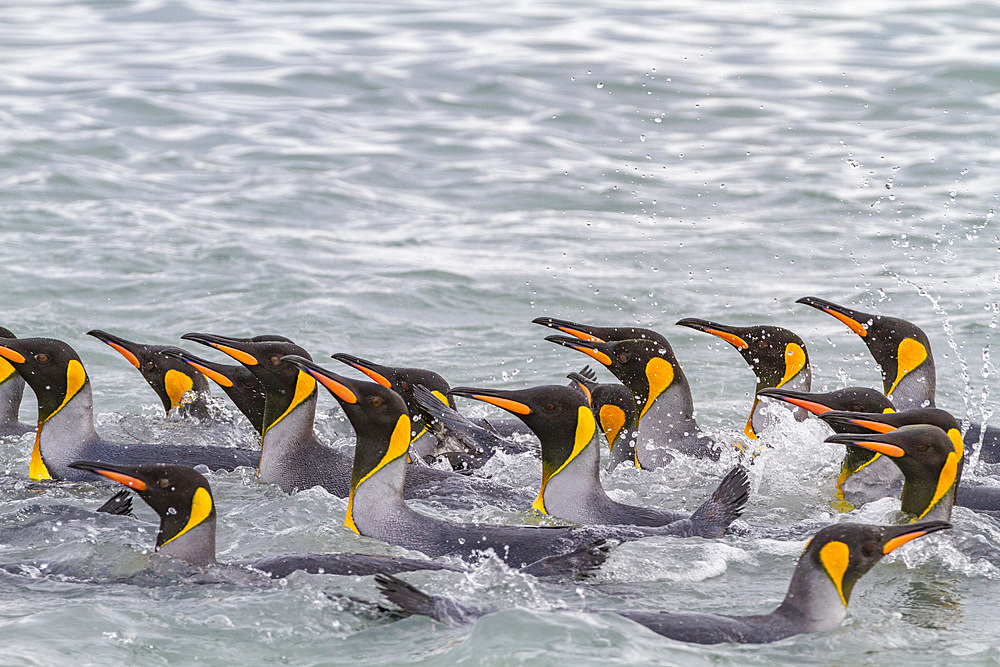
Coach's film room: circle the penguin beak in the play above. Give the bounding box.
[544,335,615,367]
[0,343,26,365]
[69,460,149,491]
[281,355,360,404]
[162,349,236,388]
[824,431,907,458]
[87,330,144,369]
[675,318,749,350]
[531,317,606,342]
[796,297,872,339]
[756,387,833,415]
[449,387,533,415]
[881,520,951,554]
[331,353,393,388]
[819,411,897,434]
[181,333,260,366]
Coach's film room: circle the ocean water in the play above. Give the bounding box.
[1,0,999,663]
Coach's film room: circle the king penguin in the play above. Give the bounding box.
[565,370,637,472]
[0,327,32,437]
[0,337,260,481]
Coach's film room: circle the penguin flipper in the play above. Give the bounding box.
[413,384,507,465]
[519,538,611,579]
[96,490,133,517]
[686,465,750,537]
[374,574,491,626]
[955,483,1000,512]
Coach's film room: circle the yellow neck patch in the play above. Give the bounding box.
[161,487,213,546]
[743,398,759,439]
[947,428,964,459]
[599,404,626,450]
[345,414,411,534]
[0,358,15,385]
[819,540,850,606]
[533,406,596,513]
[888,338,927,397]
[916,450,959,521]
[263,370,316,436]
[164,369,195,409]
[640,357,674,420]
[29,429,52,480]
[776,343,806,389]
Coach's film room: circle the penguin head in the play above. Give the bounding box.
[69,461,216,551]
[281,355,410,487]
[676,318,809,391]
[820,407,963,457]
[163,348,267,435]
[0,337,90,423]
[757,386,894,418]
[87,330,208,415]
[825,424,961,498]
[796,297,934,403]
[181,333,313,434]
[566,373,635,453]
[532,316,669,346]
[799,520,951,607]
[332,353,453,439]
[545,335,677,419]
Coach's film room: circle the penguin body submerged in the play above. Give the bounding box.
[0,337,259,481]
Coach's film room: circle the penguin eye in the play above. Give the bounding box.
[158,478,170,489]
[35,353,49,364]
[146,361,155,371]
[618,353,628,364]
[399,381,411,392]
[862,541,877,557]
[543,402,557,412]
[270,356,282,366]
[371,396,384,408]
[916,443,928,452]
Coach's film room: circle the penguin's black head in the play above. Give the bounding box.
[757,387,894,418]
[0,337,89,422]
[676,318,808,390]
[796,297,934,400]
[163,348,267,434]
[825,424,960,486]
[332,353,453,437]
[281,356,411,489]
[87,330,208,415]
[820,407,961,447]
[532,316,669,346]
[69,461,216,549]
[801,520,951,606]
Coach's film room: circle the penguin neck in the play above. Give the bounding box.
[0,374,24,427]
[540,433,609,519]
[899,471,954,522]
[633,377,698,466]
[347,455,409,538]
[885,365,935,410]
[35,384,100,477]
[752,366,812,429]
[773,556,849,632]
[258,394,318,481]
[157,517,217,567]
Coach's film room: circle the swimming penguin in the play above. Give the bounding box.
[68,460,463,576]
[820,408,1000,513]
[331,353,533,465]
[0,327,32,437]
[181,333,531,511]
[797,297,1000,463]
[161,348,267,435]
[87,330,211,419]
[566,371,637,472]
[449,383,748,531]
[826,425,961,522]
[0,337,260,481]
[375,520,950,644]
[281,355,737,568]
[543,332,719,467]
[675,319,811,438]
[756,386,899,506]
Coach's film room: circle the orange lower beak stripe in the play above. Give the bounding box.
[94,469,148,491]
[0,346,26,364]
[823,309,868,338]
[883,530,927,554]
[776,397,831,415]
[350,364,392,388]
[558,327,604,343]
[106,342,141,369]
[311,371,358,404]
[573,346,613,367]
[704,328,749,350]
[472,394,532,415]
[848,419,895,434]
[850,441,905,458]
[210,343,259,366]
[186,361,233,388]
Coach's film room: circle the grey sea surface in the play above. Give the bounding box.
[2,0,1000,663]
